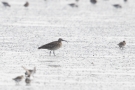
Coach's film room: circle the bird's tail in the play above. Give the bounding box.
[38,47,42,49]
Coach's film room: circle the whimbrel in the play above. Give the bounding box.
[90,0,97,4]
[2,2,10,7]
[113,4,122,8]
[13,75,23,84]
[38,38,67,56]
[117,41,126,49]
[24,1,29,7]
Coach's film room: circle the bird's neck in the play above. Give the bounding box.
[58,40,62,43]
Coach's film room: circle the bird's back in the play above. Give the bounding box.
[118,42,126,47]
[113,4,122,8]
[38,41,61,50]
[13,76,21,81]
[90,0,97,4]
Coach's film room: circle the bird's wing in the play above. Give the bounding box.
[22,66,31,75]
[13,76,20,80]
[39,41,58,49]
[118,42,123,46]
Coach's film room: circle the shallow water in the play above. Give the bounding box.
[0,0,135,90]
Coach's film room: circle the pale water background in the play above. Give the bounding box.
[0,0,135,90]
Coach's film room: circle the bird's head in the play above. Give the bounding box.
[123,41,126,43]
[58,38,68,42]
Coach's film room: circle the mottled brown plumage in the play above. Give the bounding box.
[38,38,67,56]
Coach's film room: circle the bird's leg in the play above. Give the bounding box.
[50,51,51,56]
[53,51,56,56]
[16,82,19,85]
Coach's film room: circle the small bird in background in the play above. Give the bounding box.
[2,2,11,7]
[22,66,32,85]
[25,67,36,77]
[22,66,36,77]
[25,75,31,85]
[90,0,97,4]
[68,3,78,7]
[38,38,68,56]
[13,75,23,85]
[24,1,29,7]
[117,41,126,49]
[113,4,122,8]
[124,0,127,2]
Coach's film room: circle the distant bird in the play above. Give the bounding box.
[24,1,29,7]
[75,0,79,2]
[25,67,36,77]
[124,0,127,2]
[13,75,23,84]
[113,4,122,8]
[38,38,67,56]
[90,0,97,4]
[117,41,126,49]
[68,3,78,7]
[2,2,10,7]
[22,66,36,77]
[25,76,31,85]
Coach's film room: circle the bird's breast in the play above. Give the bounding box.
[53,42,62,50]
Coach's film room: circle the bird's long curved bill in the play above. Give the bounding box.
[63,40,68,43]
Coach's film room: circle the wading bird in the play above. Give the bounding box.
[13,75,23,85]
[117,41,126,49]
[38,38,67,56]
